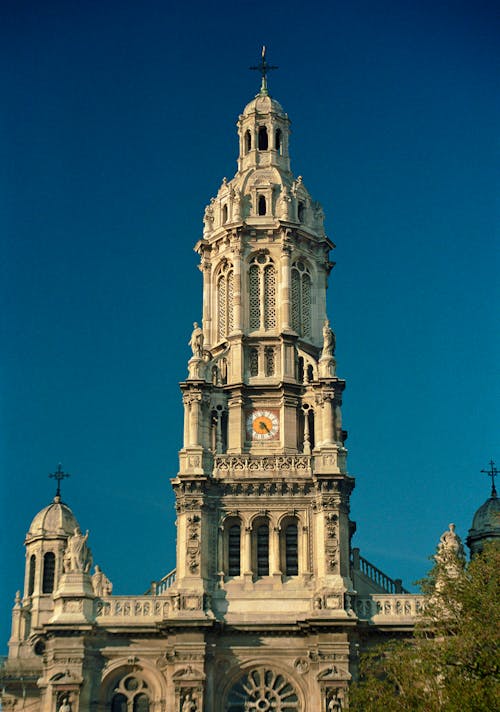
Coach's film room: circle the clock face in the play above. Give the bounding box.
[247,409,280,441]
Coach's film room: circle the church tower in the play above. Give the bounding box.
[174,67,354,613]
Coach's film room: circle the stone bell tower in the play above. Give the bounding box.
[172,59,355,628]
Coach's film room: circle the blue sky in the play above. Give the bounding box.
[1,0,498,650]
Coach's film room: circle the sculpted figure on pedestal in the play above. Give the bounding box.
[92,565,113,597]
[189,323,204,359]
[181,692,198,712]
[321,319,336,358]
[64,527,92,573]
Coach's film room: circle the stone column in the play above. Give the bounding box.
[270,527,281,577]
[201,259,212,347]
[183,396,190,448]
[189,394,202,447]
[242,526,252,574]
[280,240,292,331]
[231,240,243,331]
[322,391,335,445]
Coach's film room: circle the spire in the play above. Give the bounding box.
[249,46,278,95]
[49,463,71,500]
[481,459,498,498]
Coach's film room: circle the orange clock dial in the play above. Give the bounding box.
[247,409,279,440]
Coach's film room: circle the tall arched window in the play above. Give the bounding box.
[275,128,282,153]
[258,126,268,150]
[255,523,269,576]
[42,552,55,593]
[245,130,252,152]
[291,261,312,337]
[258,195,266,215]
[284,523,299,576]
[28,554,36,595]
[228,523,241,576]
[222,204,228,223]
[217,262,234,341]
[248,254,276,332]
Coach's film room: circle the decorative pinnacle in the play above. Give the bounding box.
[481,459,498,498]
[249,46,278,95]
[49,463,71,499]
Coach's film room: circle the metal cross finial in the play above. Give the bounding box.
[49,463,71,498]
[481,459,498,497]
[249,46,278,95]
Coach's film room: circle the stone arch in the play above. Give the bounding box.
[99,659,167,712]
[221,660,305,712]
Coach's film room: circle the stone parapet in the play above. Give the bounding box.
[213,454,312,477]
[355,594,425,623]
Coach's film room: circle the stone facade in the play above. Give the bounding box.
[1,81,427,712]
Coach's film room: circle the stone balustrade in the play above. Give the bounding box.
[95,596,171,623]
[356,594,425,622]
[213,454,312,476]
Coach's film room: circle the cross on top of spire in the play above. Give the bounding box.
[481,459,498,498]
[49,463,71,499]
[250,46,278,95]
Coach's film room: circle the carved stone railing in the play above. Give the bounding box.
[213,454,312,476]
[149,568,176,596]
[356,594,425,622]
[95,596,171,623]
[351,548,408,594]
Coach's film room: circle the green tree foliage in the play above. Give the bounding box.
[349,543,500,711]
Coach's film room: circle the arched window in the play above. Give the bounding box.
[42,552,55,594]
[298,201,305,222]
[258,195,266,215]
[275,128,282,153]
[249,347,259,377]
[28,554,36,596]
[222,204,228,223]
[291,261,312,338]
[226,668,299,711]
[110,676,150,712]
[217,262,234,341]
[284,523,299,576]
[256,523,269,576]
[245,130,252,152]
[228,524,241,576]
[265,346,275,376]
[248,254,276,332]
[258,126,268,150]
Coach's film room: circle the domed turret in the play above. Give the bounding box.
[20,466,82,631]
[26,495,79,540]
[466,460,500,556]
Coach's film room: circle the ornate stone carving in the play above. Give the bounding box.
[186,515,201,574]
[91,565,112,597]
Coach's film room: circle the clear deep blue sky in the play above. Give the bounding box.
[1,0,498,650]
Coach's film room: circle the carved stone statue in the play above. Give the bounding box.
[189,322,204,359]
[232,187,242,221]
[181,692,198,712]
[321,319,336,358]
[203,200,214,233]
[92,565,113,597]
[64,527,92,573]
[58,697,71,712]
[278,185,292,220]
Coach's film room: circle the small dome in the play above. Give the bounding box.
[26,496,79,540]
[467,494,500,553]
[242,92,285,118]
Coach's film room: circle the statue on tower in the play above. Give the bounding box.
[63,527,92,573]
[189,323,204,359]
[319,319,337,377]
